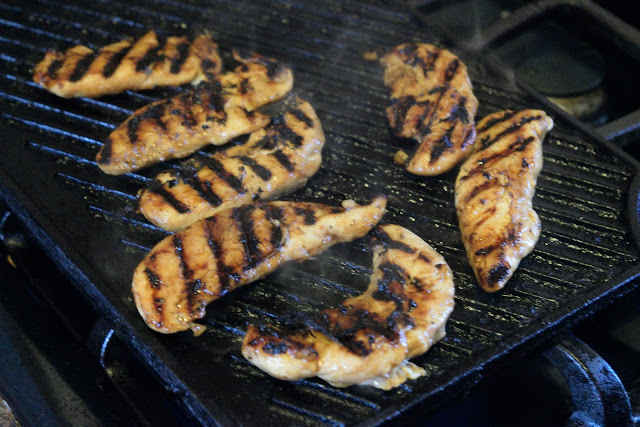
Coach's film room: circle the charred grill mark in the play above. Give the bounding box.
[46,58,64,79]
[186,279,204,315]
[69,52,98,82]
[512,136,536,152]
[204,216,232,295]
[201,59,217,72]
[239,78,251,94]
[372,261,408,311]
[477,110,516,133]
[145,267,162,289]
[486,261,510,287]
[389,96,415,132]
[448,95,470,124]
[146,266,164,326]
[444,58,460,84]
[374,227,414,253]
[238,155,272,180]
[102,43,133,78]
[262,341,288,355]
[153,298,164,314]
[187,175,223,207]
[430,124,454,163]
[127,100,169,144]
[232,49,285,79]
[398,43,418,61]
[423,49,439,71]
[203,81,226,118]
[233,205,263,269]
[479,114,543,150]
[170,41,191,74]
[97,140,112,165]
[253,134,277,150]
[475,246,495,256]
[460,178,494,207]
[414,103,433,138]
[197,156,245,193]
[173,235,192,282]
[172,94,198,128]
[289,107,314,128]
[255,57,284,79]
[276,123,304,148]
[136,33,167,72]
[147,179,191,213]
[265,205,284,249]
[459,136,536,182]
[316,309,393,357]
[273,150,294,172]
[294,207,316,226]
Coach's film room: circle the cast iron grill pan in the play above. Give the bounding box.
[1,0,640,424]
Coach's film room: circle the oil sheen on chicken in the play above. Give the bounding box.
[33,30,222,98]
[96,50,294,175]
[381,43,478,176]
[132,196,387,334]
[455,109,554,292]
[138,96,325,232]
[242,223,455,390]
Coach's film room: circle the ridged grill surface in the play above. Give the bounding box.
[1,0,640,424]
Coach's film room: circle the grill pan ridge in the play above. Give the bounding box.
[1,0,640,424]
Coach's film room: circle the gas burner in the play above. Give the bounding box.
[493,20,608,124]
[411,0,640,129]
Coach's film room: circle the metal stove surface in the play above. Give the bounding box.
[2,0,640,425]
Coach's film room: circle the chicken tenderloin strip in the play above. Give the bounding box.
[33,30,222,98]
[381,43,478,175]
[455,109,554,292]
[96,51,294,175]
[139,97,325,232]
[132,196,387,334]
[242,223,455,390]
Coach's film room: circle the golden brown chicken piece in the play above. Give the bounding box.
[455,109,554,292]
[138,97,325,232]
[132,196,387,334]
[242,223,455,390]
[381,43,478,175]
[96,51,294,175]
[33,30,221,98]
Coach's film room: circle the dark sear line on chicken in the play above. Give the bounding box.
[135,33,168,72]
[96,50,294,175]
[102,43,134,78]
[381,43,478,176]
[69,52,98,82]
[477,114,544,150]
[242,223,454,390]
[33,30,222,98]
[138,97,325,232]
[455,109,554,292]
[132,197,387,334]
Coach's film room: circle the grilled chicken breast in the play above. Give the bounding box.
[132,196,387,334]
[138,97,325,232]
[242,223,455,390]
[455,110,553,292]
[381,43,478,175]
[33,30,222,98]
[96,50,294,175]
